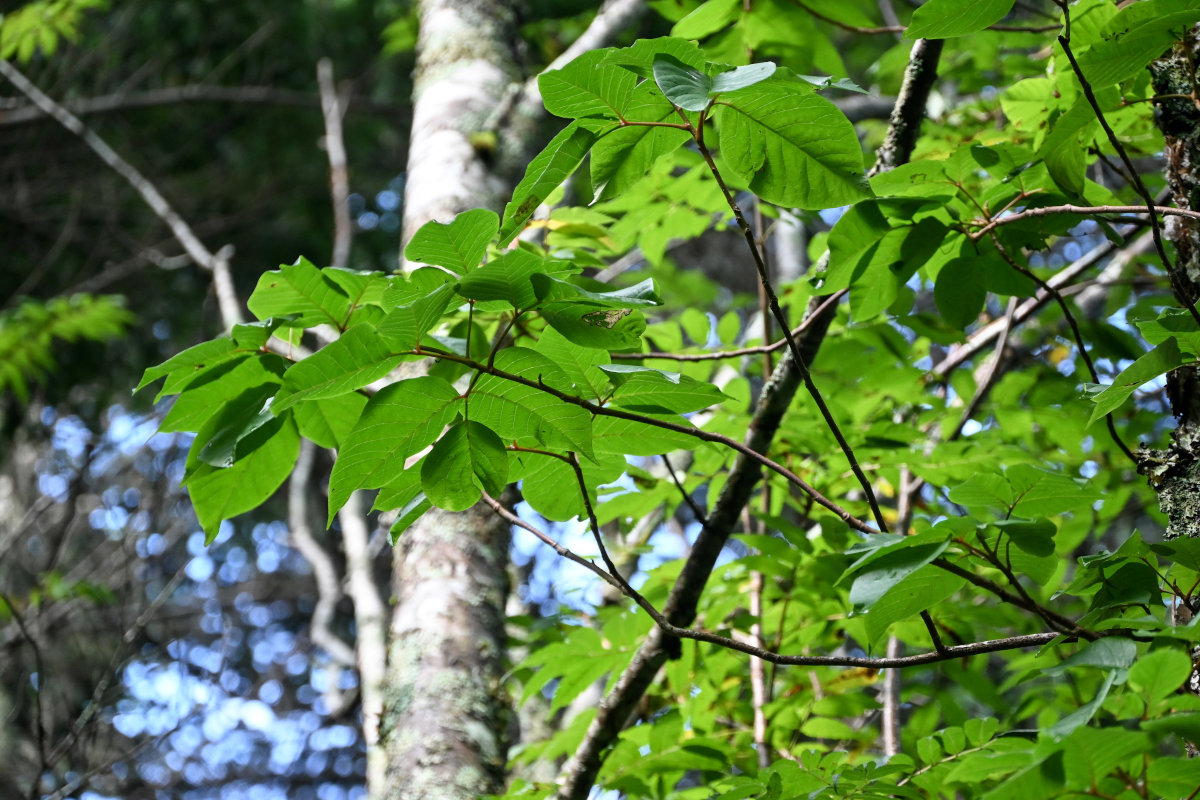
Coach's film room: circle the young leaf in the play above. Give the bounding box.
[327,376,463,522]
[420,420,508,512]
[905,0,1017,40]
[652,54,712,112]
[403,208,498,273]
[710,62,776,94]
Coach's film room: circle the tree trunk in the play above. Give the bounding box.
[378,1,520,797]
[1145,29,1200,723]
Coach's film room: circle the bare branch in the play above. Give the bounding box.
[317,59,353,269]
[0,59,243,328]
[336,491,389,791]
[0,84,407,127]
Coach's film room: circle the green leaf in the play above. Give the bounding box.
[1128,648,1191,705]
[532,325,611,401]
[273,325,405,412]
[864,568,965,645]
[591,414,699,456]
[195,385,279,468]
[518,449,627,521]
[1049,638,1137,674]
[500,121,601,246]
[137,338,244,399]
[247,257,355,328]
[1075,1,1200,89]
[716,75,872,209]
[603,37,707,79]
[711,62,776,94]
[403,209,498,273]
[470,348,594,457]
[652,54,712,112]
[184,415,300,542]
[590,114,691,202]
[539,48,635,119]
[905,0,1017,39]
[671,0,739,39]
[848,538,951,610]
[376,269,458,349]
[291,391,368,449]
[160,354,284,434]
[457,249,550,310]
[420,420,509,512]
[934,256,988,329]
[993,518,1056,557]
[602,365,727,413]
[1088,337,1189,425]
[328,376,463,522]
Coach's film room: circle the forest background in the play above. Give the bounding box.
[5,1,1200,799]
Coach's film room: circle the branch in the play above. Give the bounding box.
[932,222,1145,378]
[0,84,407,127]
[0,59,243,329]
[336,491,389,790]
[317,59,353,269]
[610,290,847,363]
[557,35,946,798]
[286,441,357,670]
[424,350,877,533]
[970,203,1200,239]
[495,492,1080,669]
[1058,26,1200,328]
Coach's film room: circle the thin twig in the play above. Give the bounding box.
[692,122,888,533]
[0,84,408,127]
[1057,28,1200,327]
[969,203,1200,240]
[1,594,48,793]
[611,290,847,362]
[988,236,1137,463]
[0,59,243,328]
[422,349,879,533]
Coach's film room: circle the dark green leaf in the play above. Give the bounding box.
[652,54,712,112]
[184,415,300,541]
[420,420,509,512]
[1088,337,1189,425]
[539,48,634,119]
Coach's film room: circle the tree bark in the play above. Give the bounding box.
[1145,27,1200,726]
[379,1,520,798]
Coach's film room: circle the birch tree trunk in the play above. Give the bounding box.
[379,1,519,797]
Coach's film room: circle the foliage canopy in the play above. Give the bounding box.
[137,1,1200,797]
